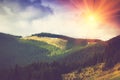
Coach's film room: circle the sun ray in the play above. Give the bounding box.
[70,0,120,27]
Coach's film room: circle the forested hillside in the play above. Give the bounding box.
[63,35,120,80]
[1,33,120,80]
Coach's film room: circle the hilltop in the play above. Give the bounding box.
[0,32,105,69]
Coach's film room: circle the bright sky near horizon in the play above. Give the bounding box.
[0,0,120,40]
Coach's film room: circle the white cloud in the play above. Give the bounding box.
[0,1,119,40]
[19,6,43,20]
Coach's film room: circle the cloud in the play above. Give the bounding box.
[0,0,53,16]
[0,9,117,40]
[0,0,119,40]
[0,0,53,35]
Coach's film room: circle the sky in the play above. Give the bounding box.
[0,0,120,40]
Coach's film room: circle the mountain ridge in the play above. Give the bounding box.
[0,32,105,69]
[26,32,104,49]
[0,32,120,80]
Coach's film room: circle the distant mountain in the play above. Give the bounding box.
[32,32,74,40]
[23,34,68,49]
[30,32,103,48]
[33,32,102,42]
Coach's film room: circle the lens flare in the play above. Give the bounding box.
[71,0,120,26]
[89,15,95,21]
[83,10,102,26]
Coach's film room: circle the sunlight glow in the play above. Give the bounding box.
[69,0,120,40]
[89,15,95,21]
[72,0,120,24]
[84,12,101,26]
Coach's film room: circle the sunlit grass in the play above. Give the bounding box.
[22,36,67,49]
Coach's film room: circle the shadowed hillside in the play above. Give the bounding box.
[2,32,119,80]
[104,35,120,68]
[0,33,68,68]
[63,35,120,80]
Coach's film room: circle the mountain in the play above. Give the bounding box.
[0,33,49,68]
[61,42,105,66]
[104,35,120,68]
[23,33,105,66]
[63,63,120,80]
[1,33,120,80]
[62,35,120,80]
[26,32,103,49]
[0,32,105,69]
[23,33,68,49]
[32,32,75,40]
[0,33,69,68]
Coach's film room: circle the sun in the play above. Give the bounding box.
[72,0,120,25]
[83,12,101,26]
[88,15,95,22]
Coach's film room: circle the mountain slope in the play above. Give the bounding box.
[0,32,105,70]
[0,33,120,80]
[0,33,66,68]
[62,35,120,80]
[104,35,120,68]
[23,36,67,49]
[63,63,120,80]
[27,33,103,49]
[61,43,105,66]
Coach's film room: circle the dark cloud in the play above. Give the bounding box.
[0,0,53,18]
[0,0,3,2]
[43,0,72,5]
[18,0,42,7]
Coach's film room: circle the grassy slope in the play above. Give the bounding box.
[0,33,86,68]
[0,33,105,70]
[23,36,67,49]
[97,64,120,80]
[0,33,68,68]
[63,63,120,80]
